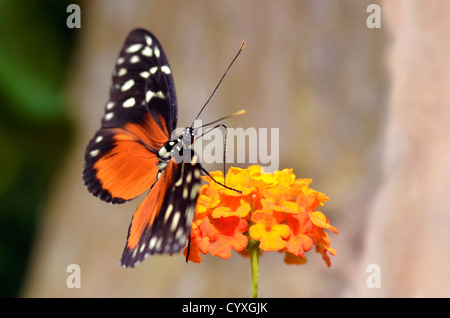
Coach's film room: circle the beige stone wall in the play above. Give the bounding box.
[354,0,450,297]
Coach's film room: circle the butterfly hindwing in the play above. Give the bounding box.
[83,29,178,204]
[120,152,202,268]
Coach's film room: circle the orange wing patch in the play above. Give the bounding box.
[85,113,170,203]
[93,129,158,202]
[121,112,170,151]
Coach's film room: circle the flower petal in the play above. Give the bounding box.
[274,169,296,186]
[250,209,291,251]
[200,216,248,259]
[285,233,313,257]
[284,252,308,265]
[212,198,251,218]
[261,186,299,213]
[212,203,251,218]
[310,211,338,234]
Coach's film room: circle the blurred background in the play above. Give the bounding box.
[1,0,449,297]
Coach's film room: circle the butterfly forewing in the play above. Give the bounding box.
[103,28,177,130]
[83,29,177,204]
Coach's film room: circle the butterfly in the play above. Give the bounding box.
[83,29,244,268]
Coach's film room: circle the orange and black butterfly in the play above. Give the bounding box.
[83,29,243,268]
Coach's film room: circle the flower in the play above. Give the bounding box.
[184,165,338,266]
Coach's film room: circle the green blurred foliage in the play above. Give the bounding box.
[0,0,76,296]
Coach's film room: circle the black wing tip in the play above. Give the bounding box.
[120,257,137,268]
[119,237,187,268]
[125,29,160,46]
[128,28,153,36]
[82,166,128,205]
[120,246,149,269]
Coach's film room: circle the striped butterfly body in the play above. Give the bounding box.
[83,29,203,268]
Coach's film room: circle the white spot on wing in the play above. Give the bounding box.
[139,71,150,78]
[149,237,157,250]
[154,46,160,58]
[141,46,152,57]
[123,97,136,108]
[146,90,154,102]
[90,149,100,157]
[175,227,185,240]
[95,136,103,143]
[164,204,174,224]
[117,57,125,65]
[105,112,114,121]
[174,175,183,187]
[106,102,115,110]
[121,79,135,91]
[145,35,152,46]
[171,212,181,231]
[191,184,200,200]
[155,237,163,251]
[130,55,140,63]
[126,43,143,53]
[146,90,165,102]
[149,66,158,74]
[161,65,171,74]
[117,68,127,76]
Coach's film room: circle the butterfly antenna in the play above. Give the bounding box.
[193,109,246,130]
[191,41,245,128]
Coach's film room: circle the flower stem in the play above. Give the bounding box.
[249,240,259,298]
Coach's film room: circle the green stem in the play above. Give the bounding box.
[249,240,260,298]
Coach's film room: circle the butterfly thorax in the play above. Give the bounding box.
[156,127,196,178]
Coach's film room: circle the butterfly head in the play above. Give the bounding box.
[181,126,196,147]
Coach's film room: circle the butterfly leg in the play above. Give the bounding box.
[197,123,229,180]
[200,167,242,193]
[185,226,192,263]
[221,124,228,184]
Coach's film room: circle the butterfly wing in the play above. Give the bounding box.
[84,29,203,268]
[83,29,177,204]
[121,152,202,268]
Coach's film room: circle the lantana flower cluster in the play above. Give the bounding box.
[184,165,338,266]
